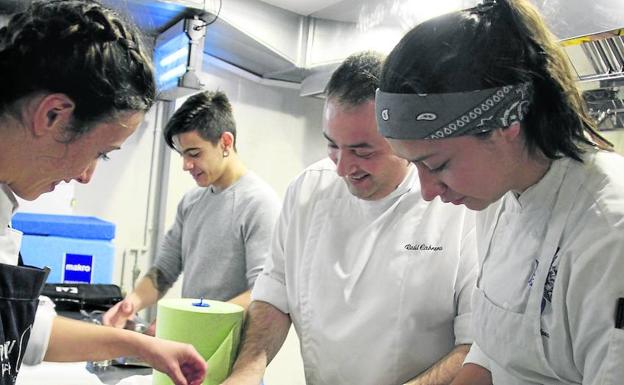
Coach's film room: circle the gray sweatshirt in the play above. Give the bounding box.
[153,172,280,300]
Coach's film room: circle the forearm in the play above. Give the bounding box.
[46,317,208,385]
[141,266,175,308]
[133,267,172,309]
[224,301,291,383]
[44,316,149,361]
[448,363,492,385]
[228,290,252,310]
[405,344,471,385]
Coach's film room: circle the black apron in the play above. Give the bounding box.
[0,263,49,384]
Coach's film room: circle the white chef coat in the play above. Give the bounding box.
[0,184,56,365]
[253,158,477,385]
[465,149,624,385]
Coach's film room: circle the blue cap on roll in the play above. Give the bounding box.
[192,298,211,307]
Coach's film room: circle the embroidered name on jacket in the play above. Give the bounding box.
[405,243,443,251]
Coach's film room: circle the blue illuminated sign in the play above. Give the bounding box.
[154,31,190,93]
[63,253,93,284]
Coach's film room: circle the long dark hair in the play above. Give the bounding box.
[380,0,611,161]
[0,0,155,141]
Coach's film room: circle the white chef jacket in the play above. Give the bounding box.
[0,184,56,365]
[253,158,477,385]
[465,150,624,385]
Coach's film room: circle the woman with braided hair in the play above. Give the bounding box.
[376,0,624,384]
[0,1,205,384]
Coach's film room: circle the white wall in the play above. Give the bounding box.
[17,182,74,215]
[72,106,166,290]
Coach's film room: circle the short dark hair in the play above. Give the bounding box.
[380,0,611,161]
[0,0,155,141]
[164,90,237,151]
[326,51,384,106]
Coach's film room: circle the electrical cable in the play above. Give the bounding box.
[195,0,222,30]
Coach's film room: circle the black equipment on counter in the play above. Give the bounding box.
[41,283,123,312]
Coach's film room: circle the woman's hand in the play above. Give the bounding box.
[136,335,207,385]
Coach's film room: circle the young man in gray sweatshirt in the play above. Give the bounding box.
[103,91,280,332]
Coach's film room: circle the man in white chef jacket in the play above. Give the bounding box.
[222,52,478,385]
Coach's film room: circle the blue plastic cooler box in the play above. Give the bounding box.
[12,213,116,284]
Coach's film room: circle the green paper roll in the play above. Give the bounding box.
[152,298,244,385]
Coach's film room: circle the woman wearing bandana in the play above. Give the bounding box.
[376,0,624,384]
[0,1,206,384]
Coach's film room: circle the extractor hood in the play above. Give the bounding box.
[2,0,624,84]
[1,0,623,115]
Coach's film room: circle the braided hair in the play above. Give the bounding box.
[0,0,155,141]
[164,90,237,151]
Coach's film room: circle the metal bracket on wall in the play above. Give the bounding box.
[120,246,149,291]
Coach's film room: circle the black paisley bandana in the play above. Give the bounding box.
[376,82,532,140]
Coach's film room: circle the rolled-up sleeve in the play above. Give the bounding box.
[252,274,288,314]
[464,343,491,370]
[23,296,56,365]
[453,312,472,346]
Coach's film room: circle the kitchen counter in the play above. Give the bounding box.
[91,364,152,384]
[16,361,151,385]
